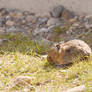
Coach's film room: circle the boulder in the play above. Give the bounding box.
[61,9,74,21]
[50,5,64,18]
[47,39,92,65]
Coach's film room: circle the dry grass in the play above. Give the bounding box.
[0,34,92,92]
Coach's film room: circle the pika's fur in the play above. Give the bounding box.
[47,39,92,65]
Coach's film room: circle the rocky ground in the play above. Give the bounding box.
[0,6,92,50]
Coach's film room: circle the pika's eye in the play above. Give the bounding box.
[48,57,52,61]
[66,49,71,53]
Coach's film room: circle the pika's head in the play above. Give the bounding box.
[47,43,70,65]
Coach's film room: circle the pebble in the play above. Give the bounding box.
[6,20,15,26]
[6,27,26,33]
[72,23,80,27]
[9,12,23,19]
[85,24,92,29]
[37,17,48,25]
[69,18,77,23]
[25,15,37,23]
[65,85,86,92]
[47,18,61,26]
[14,76,31,86]
[0,29,5,34]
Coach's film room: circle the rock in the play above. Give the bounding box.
[9,11,23,19]
[25,15,37,23]
[61,9,74,21]
[47,18,61,26]
[14,76,31,86]
[6,20,15,26]
[65,85,86,92]
[0,8,9,16]
[72,23,80,27]
[85,15,92,24]
[33,28,49,36]
[72,78,79,85]
[0,18,6,26]
[69,18,77,23]
[5,15,12,20]
[32,37,53,54]
[50,5,64,18]
[32,37,53,47]
[0,28,5,34]
[0,39,8,45]
[37,17,48,25]
[23,87,30,92]
[47,39,92,65]
[85,24,92,29]
[6,27,26,33]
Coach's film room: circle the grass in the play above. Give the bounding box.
[0,34,92,92]
[54,23,70,35]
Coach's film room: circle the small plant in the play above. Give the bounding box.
[54,24,70,35]
[54,26,66,34]
[0,34,49,55]
[32,41,49,54]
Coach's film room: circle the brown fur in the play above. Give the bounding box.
[47,39,92,65]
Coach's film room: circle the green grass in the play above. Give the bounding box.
[0,34,92,92]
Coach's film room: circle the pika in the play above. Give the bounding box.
[47,39,92,65]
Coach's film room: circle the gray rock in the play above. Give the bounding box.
[0,18,6,26]
[85,24,92,29]
[72,23,80,27]
[37,17,48,25]
[5,15,12,20]
[6,20,15,26]
[33,28,49,36]
[50,5,64,18]
[47,18,61,26]
[85,15,92,24]
[25,15,37,23]
[6,27,26,33]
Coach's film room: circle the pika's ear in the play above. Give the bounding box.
[56,44,60,51]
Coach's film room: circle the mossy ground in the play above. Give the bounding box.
[0,34,92,92]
